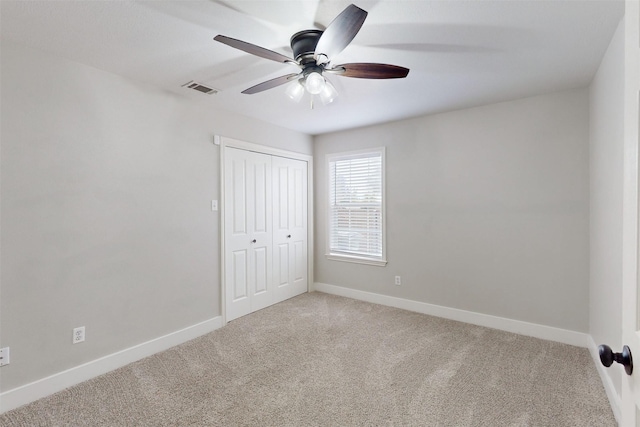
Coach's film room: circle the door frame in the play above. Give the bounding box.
[218,136,313,325]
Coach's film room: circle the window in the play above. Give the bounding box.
[326,148,386,266]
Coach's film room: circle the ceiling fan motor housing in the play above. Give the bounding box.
[290,30,323,64]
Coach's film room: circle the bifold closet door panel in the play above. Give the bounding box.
[224,147,273,321]
[272,156,308,303]
[248,152,274,313]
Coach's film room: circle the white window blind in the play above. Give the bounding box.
[327,149,385,264]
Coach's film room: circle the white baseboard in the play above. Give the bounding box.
[313,282,589,347]
[587,336,621,424]
[0,316,223,414]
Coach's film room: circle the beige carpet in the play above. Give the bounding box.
[0,292,616,426]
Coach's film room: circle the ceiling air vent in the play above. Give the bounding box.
[182,81,219,95]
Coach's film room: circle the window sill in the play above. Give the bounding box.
[325,253,387,267]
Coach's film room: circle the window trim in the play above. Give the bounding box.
[325,147,387,267]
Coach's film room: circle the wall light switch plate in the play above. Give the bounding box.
[211,200,218,211]
[0,347,10,366]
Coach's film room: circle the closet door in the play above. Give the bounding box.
[224,147,273,321]
[272,156,308,303]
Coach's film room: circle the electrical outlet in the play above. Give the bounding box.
[73,326,85,344]
[395,276,402,286]
[0,347,10,366]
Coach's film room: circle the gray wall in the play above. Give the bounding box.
[589,19,625,399]
[0,41,311,391]
[314,89,590,332]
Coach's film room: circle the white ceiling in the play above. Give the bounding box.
[0,0,624,135]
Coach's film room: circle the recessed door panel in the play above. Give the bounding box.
[254,162,268,233]
[278,167,289,230]
[278,243,289,287]
[232,250,248,300]
[251,239,274,313]
[232,159,247,235]
[294,240,304,282]
[254,247,267,295]
[294,168,304,228]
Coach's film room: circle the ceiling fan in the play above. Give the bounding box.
[213,4,409,104]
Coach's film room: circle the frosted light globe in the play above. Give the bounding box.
[305,72,325,95]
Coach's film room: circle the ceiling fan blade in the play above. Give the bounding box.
[314,4,367,61]
[241,73,301,94]
[332,63,410,79]
[214,35,296,65]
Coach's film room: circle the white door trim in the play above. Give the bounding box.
[218,136,313,325]
[621,0,640,423]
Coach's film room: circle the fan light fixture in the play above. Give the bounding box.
[286,73,338,106]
